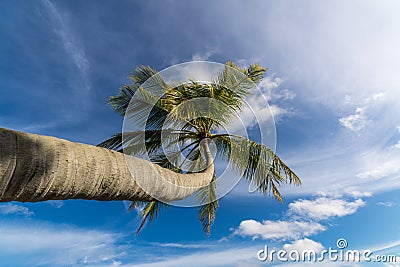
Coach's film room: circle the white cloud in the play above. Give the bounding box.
[0,223,120,266]
[150,242,214,249]
[231,193,369,243]
[278,117,400,197]
[357,160,400,180]
[255,76,295,123]
[345,190,372,198]
[362,239,400,265]
[259,76,296,102]
[339,107,368,132]
[377,201,396,207]
[233,220,325,241]
[339,92,386,132]
[0,220,262,267]
[226,75,294,133]
[315,190,372,199]
[259,76,283,91]
[366,92,385,102]
[46,200,64,208]
[265,87,398,197]
[393,141,400,149]
[0,204,33,216]
[191,47,219,61]
[283,238,325,254]
[128,246,260,267]
[289,197,366,221]
[239,2,400,112]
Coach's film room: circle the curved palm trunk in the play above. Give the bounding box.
[0,128,214,203]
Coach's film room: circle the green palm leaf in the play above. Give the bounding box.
[210,62,267,112]
[129,200,168,236]
[196,175,218,236]
[212,134,300,202]
[101,61,300,236]
[98,129,197,157]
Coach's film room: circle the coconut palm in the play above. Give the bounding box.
[0,127,214,203]
[99,62,300,235]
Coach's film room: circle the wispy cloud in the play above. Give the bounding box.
[233,220,325,241]
[377,201,396,207]
[191,47,219,61]
[150,242,214,249]
[345,190,372,198]
[259,76,296,102]
[339,92,385,132]
[10,0,95,133]
[288,197,365,221]
[339,107,368,132]
[46,200,64,208]
[0,219,258,267]
[393,141,400,149]
[127,246,260,267]
[0,223,121,266]
[0,204,34,216]
[356,157,400,180]
[254,75,295,121]
[41,0,90,91]
[226,74,295,133]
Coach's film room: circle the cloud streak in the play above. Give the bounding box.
[127,246,260,267]
[41,0,90,91]
[0,220,261,267]
[0,204,34,216]
[0,223,120,266]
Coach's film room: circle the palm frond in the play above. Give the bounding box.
[129,200,168,236]
[150,153,183,173]
[181,142,208,173]
[109,66,171,122]
[108,84,137,116]
[98,129,196,158]
[166,95,235,132]
[212,134,300,202]
[97,132,124,152]
[124,86,170,130]
[104,61,299,238]
[232,62,268,85]
[196,175,218,236]
[209,61,267,112]
[128,200,149,211]
[128,66,157,86]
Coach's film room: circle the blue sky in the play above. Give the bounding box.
[1,0,400,266]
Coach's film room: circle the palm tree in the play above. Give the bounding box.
[99,61,300,236]
[0,127,214,202]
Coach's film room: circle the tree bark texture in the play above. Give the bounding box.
[0,128,214,203]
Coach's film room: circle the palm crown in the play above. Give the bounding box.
[99,61,300,236]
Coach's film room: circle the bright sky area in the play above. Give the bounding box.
[0,0,400,266]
